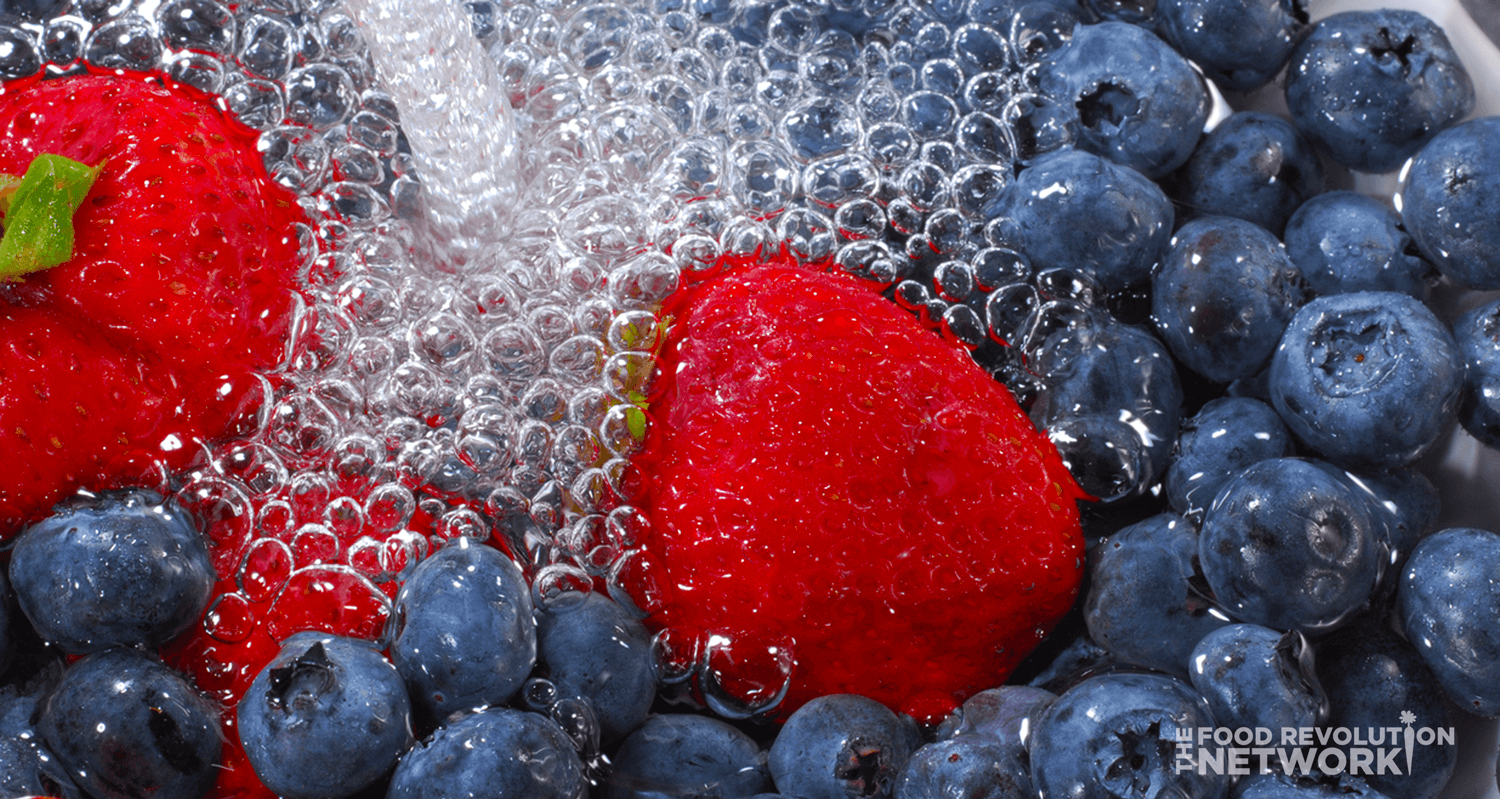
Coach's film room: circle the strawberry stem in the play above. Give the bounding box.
[0,154,104,280]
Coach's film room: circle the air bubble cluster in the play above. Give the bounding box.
[0,0,1111,715]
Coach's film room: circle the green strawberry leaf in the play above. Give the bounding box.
[0,154,104,281]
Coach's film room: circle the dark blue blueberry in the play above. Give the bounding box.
[387,707,588,799]
[1172,112,1324,236]
[39,647,221,799]
[1188,624,1324,732]
[1283,191,1436,300]
[237,632,413,799]
[992,148,1173,292]
[1036,21,1209,178]
[1030,672,1227,799]
[1026,633,1119,693]
[1316,618,1455,799]
[894,734,1032,799]
[604,714,771,799]
[1399,116,1500,289]
[390,537,535,726]
[1085,513,1232,676]
[1199,458,1381,635]
[1233,772,1393,799]
[1153,216,1307,384]
[1454,298,1500,448]
[1397,528,1500,717]
[1283,10,1474,174]
[1308,463,1440,582]
[767,694,921,799]
[536,591,656,745]
[1165,397,1294,520]
[938,685,1055,751]
[0,692,82,799]
[1155,0,1308,92]
[8,489,213,654]
[1268,291,1463,470]
[1030,314,1183,503]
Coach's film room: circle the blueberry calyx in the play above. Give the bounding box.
[267,642,337,715]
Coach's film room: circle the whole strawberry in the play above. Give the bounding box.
[0,73,306,532]
[632,253,1088,722]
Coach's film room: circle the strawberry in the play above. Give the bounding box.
[629,252,1088,723]
[0,72,306,533]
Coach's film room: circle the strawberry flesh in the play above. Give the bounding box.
[634,254,1088,722]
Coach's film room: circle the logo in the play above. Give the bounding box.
[1173,712,1454,777]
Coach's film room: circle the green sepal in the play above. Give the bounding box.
[0,154,104,280]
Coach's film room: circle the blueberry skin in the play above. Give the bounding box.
[1397,528,1500,717]
[1199,458,1381,635]
[895,735,1032,799]
[1316,618,1455,799]
[1283,191,1436,300]
[238,632,413,799]
[40,648,222,799]
[387,707,588,799]
[1233,772,1393,799]
[1400,117,1500,289]
[8,489,214,654]
[1284,10,1474,174]
[1172,113,1324,236]
[537,591,655,745]
[1155,0,1308,92]
[1309,463,1440,580]
[0,567,12,677]
[1030,672,1227,799]
[1188,624,1323,733]
[605,714,770,799]
[939,685,1055,750]
[1026,633,1118,694]
[1453,297,1500,449]
[0,693,82,799]
[1085,513,1231,677]
[1030,315,1183,503]
[1153,216,1307,384]
[992,147,1173,292]
[390,537,535,726]
[1268,292,1463,470]
[1036,21,1208,178]
[1165,397,1294,520]
[768,694,922,799]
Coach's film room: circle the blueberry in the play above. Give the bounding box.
[1084,513,1231,676]
[1155,0,1308,92]
[1030,672,1227,799]
[992,147,1173,292]
[237,632,413,799]
[767,694,921,799]
[1199,458,1381,635]
[1399,117,1500,290]
[1453,298,1500,448]
[387,707,588,799]
[1283,9,1474,174]
[1268,292,1463,471]
[0,692,82,799]
[1308,462,1440,581]
[1030,314,1183,503]
[895,735,1032,799]
[1282,191,1436,300]
[1233,772,1394,799]
[1397,528,1500,717]
[1316,618,1455,799]
[1026,633,1119,694]
[1153,216,1307,384]
[0,567,12,676]
[1165,397,1294,520]
[390,537,535,726]
[1188,624,1324,733]
[605,714,771,799]
[536,591,656,745]
[1036,21,1209,179]
[1171,112,1324,236]
[40,647,221,799]
[938,685,1055,750]
[8,489,213,654]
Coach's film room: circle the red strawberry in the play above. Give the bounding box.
[628,252,1088,723]
[0,72,306,532]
